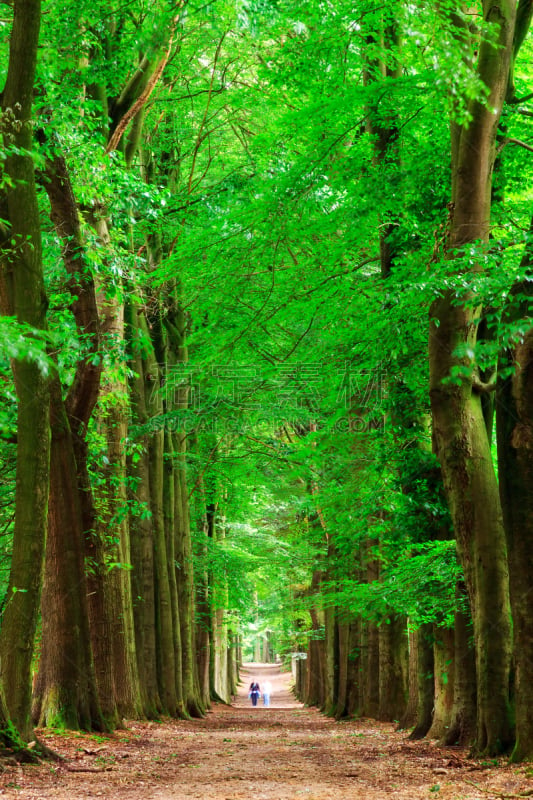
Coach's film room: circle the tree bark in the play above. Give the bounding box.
[442,585,476,746]
[127,307,161,717]
[0,0,50,742]
[409,624,435,740]
[166,306,204,718]
[335,617,350,719]
[497,231,533,760]
[429,0,516,754]
[305,572,326,708]
[378,614,408,723]
[209,504,231,704]
[399,625,419,730]
[323,602,338,715]
[427,626,454,740]
[32,147,107,731]
[361,545,380,718]
[33,378,103,730]
[346,620,362,717]
[194,496,211,709]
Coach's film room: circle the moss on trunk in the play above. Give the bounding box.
[0,0,50,743]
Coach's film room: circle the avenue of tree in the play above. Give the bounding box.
[0,0,532,764]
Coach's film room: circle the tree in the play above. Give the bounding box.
[0,0,51,743]
[429,1,516,754]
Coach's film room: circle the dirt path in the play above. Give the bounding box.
[0,664,530,799]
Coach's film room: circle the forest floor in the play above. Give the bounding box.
[0,664,531,800]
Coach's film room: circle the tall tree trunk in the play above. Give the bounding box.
[305,573,326,708]
[429,0,516,755]
[33,379,103,730]
[346,620,362,717]
[323,601,338,715]
[399,625,419,730]
[174,428,204,716]
[361,545,380,718]
[32,147,107,730]
[228,635,239,699]
[127,308,161,717]
[81,28,172,722]
[162,428,187,717]
[335,617,350,720]
[427,626,454,740]
[0,0,50,741]
[410,624,435,740]
[378,614,408,723]
[152,410,179,716]
[97,284,142,719]
[194,497,211,709]
[166,306,204,718]
[442,582,477,746]
[497,231,533,761]
[139,242,188,719]
[490,3,533,761]
[210,510,231,704]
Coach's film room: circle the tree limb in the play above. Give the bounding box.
[497,137,533,154]
[472,376,497,395]
[105,11,182,154]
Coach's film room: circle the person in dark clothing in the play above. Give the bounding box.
[248,681,261,706]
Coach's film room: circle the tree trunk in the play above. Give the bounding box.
[33,379,103,730]
[228,635,239,699]
[165,305,204,718]
[335,618,350,719]
[137,284,187,719]
[427,626,454,740]
[323,603,338,715]
[305,575,326,708]
[361,544,380,718]
[410,623,435,740]
[346,620,362,717]
[31,146,110,730]
[164,428,187,717]
[429,0,516,754]
[208,503,231,704]
[96,275,142,718]
[175,428,204,716]
[497,240,533,760]
[150,424,178,715]
[378,614,408,723]
[194,505,211,710]
[399,625,419,730]
[81,30,171,723]
[212,605,229,702]
[0,0,49,741]
[442,582,477,746]
[127,307,161,717]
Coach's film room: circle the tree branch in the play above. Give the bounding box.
[472,376,497,394]
[497,137,533,154]
[106,11,182,154]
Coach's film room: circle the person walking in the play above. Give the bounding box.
[262,680,272,707]
[248,681,261,707]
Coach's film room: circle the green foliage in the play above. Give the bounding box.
[2,0,532,672]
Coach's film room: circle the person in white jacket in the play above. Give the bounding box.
[262,680,272,707]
